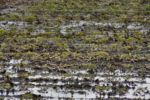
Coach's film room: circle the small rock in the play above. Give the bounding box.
[34,65,42,69]
[146,64,150,70]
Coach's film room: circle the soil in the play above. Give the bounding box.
[0,0,26,9]
[0,0,150,99]
[0,0,40,10]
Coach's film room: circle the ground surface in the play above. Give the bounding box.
[0,0,150,99]
[0,0,27,9]
[0,0,40,10]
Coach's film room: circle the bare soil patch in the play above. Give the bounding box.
[0,0,27,9]
[0,0,40,10]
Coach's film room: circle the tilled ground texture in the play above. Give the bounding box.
[0,0,40,9]
[0,0,150,99]
[0,0,28,9]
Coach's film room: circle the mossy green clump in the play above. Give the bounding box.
[1,43,7,51]
[24,14,36,23]
[0,83,11,89]
[22,93,33,99]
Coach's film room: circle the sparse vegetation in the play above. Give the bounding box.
[0,0,150,99]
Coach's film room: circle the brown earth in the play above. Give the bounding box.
[0,0,39,10]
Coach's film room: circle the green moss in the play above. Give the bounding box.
[22,93,33,99]
[24,14,36,23]
[0,83,11,89]
[1,42,7,51]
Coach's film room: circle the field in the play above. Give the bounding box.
[0,0,150,99]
